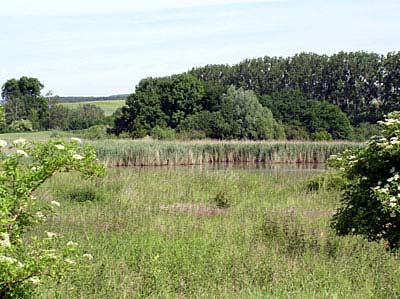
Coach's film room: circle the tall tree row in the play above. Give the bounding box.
[189,51,400,124]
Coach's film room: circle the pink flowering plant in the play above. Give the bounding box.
[330,111,400,250]
[0,138,105,298]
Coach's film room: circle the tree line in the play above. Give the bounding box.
[189,51,400,125]
[1,51,399,140]
[113,51,399,140]
[0,77,110,132]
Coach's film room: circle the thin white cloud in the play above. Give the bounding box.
[0,0,399,95]
[0,0,281,16]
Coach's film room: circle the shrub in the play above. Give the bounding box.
[176,130,207,140]
[330,112,400,250]
[9,119,33,132]
[151,126,176,140]
[212,191,231,209]
[306,170,346,191]
[312,130,332,141]
[352,122,381,141]
[77,125,111,140]
[0,138,105,297]
[284,125,310,140]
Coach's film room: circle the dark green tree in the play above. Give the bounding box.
[1,77,48,130]
[262,89,352,139]
[217,86,283,140]
[112,74,205,137]
[67,104,106,130]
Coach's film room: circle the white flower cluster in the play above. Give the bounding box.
[28,277,40,285]
[83,253,93,260]
[0,232,11,248]
[45,231,58,238]
[16,149,28,157]
[35,211,46,221]
[71,137,82,143]
[66,241,78,247]
[0,255,23,267]
[369,135,400,149]
[13,138,27,146]
[73,154,84,160]
[372,172,400,210]
[0,139,7,148]
[55,144,65,150]
[51,200,61,207]
[377,116,400,127]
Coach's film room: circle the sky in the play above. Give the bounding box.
[0,0,399,96]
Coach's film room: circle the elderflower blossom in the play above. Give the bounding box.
[13,138,27,146]
[387,174,400,182]
[0,255,18,264]
[0,139,7,148]
[83,253,93,260]
[35,211,46,221]
[51,200,61,207]
[45,231,58,238]
[389,197,397,208]
[54,144,65,150]
[66,241,78,247]
[16,149,28,157]
[71,137,82,143]
[65,258,76,265]
[73,154,84,160]
[390,137,400,145]
[0,232,11,248]
[28,277,40,285]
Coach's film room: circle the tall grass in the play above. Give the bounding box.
[32,167,400,298]
[89,139,363,166]
[0,132,362,166]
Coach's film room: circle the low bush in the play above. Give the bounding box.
[306,170,347,191]
[330,112,400,250]
[0,138,105,298]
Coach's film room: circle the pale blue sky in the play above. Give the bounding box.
[0,0,399,96]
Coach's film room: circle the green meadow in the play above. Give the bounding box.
[31,166,400,299]
[60,100,126,116]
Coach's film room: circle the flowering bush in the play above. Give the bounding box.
[0,138,105,298]
[330,112,400,250]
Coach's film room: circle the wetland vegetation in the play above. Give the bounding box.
[30,165,400,298]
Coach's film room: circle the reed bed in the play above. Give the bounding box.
[88,139,363,167]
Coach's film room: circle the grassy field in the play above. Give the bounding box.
[0,131,55,139]
[32,166,400,298]
[60,100,126,116]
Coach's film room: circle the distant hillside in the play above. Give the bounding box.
[58,94,128,103]
[60,100,126,116]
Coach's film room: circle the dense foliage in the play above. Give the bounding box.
[1,77,49,130]
[330,112,400,250]
[190,51,400,125]
[113,80,283,140]
[3,51,400,140]
[178,86,284,139]
[112,51,400,140]
[261,89,353,139]
[0,138,105,298]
